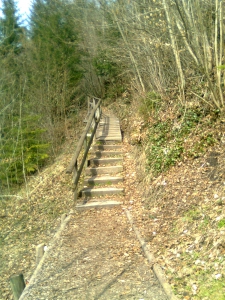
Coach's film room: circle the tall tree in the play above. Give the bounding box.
[29,0,83,122]
[0,0,23,55]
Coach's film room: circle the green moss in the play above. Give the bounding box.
[183,207,202,222]
[197,279,225,299]
[218,219,225,228]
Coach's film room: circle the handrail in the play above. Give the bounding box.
[84,96,101,123]
[66,97,102,200]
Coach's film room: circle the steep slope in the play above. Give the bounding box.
[111,98,225,299]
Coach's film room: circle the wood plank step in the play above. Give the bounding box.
[76,200,122,210]
[98,125,120,128]
[84,176,123,186]
[97,128,121,131]
[89,157,123,166]
[93,145,122,150]
[99,120,120,122]
[97,136,122,141]
[98,127,120,130]
[90,151,123,157]
[98,130,121,133]
[99,124,120,126]
[95,141,122,145]
[86,165,123,176]
[82,187,124,197]
[99,123,120,125]
[98,126,120,129]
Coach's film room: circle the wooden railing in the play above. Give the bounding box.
[66,97,102,200]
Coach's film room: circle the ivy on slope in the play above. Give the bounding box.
[138,93,217,176]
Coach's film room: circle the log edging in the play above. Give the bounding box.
[125,209,178,300]
[19,210,74,299]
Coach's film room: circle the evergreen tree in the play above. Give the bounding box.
[0,0,23,55]
[29,0,83,120]
[0,115,49,188]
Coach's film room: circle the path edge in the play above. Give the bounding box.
[19,210,74,300]
[125,209,178,300]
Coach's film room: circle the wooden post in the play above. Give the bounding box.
[84,134,87,152]
[87,97,90,115]
[73,160,78,201]
[36,243,45,266]
[92,117,97,144]
[74,187,78,201]
[85,135,88,168]
[10,274,26,300]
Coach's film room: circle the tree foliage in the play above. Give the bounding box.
[0,0,224,191]
[0,0,83,191]
[0,0,24,55]
[0,115,49,187]
[29,0,83,120]
[94,0,224,108]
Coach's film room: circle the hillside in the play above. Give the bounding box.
[0,124,79,299]
[113,97,225,299]
[1,0,225,298]
[1,99,225,299]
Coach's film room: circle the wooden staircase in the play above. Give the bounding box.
[76,115,124,210]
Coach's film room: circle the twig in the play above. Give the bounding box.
[0,195,23,199]
[190,91,214,108]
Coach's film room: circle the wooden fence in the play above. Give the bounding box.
[66,97,102,200]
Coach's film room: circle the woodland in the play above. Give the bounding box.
[0,0,225,191]
[1,0,225,299]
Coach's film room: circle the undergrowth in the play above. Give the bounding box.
[139,93,217,176]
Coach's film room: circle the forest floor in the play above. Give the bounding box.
[123,135,225,299]
[1,106,225,299]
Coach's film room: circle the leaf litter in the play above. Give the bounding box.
[122,127,225,299]
[1,118,167,299]
[1,107,225,299]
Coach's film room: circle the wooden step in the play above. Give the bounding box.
[90,150,123,158]
[84,176,123,186]
[99,120,120,123]
[99,123,120,130]
[82,187,124,197]
[78,114,124,210]
[99,123,120,126]
[98,130,121,134]
[89,157,123,166]
[95,140,122,145]
[92,145,122,151]
[97,136,122,142]
[86,165,123,176]
[76,200,122,210]
[96,117,122,142]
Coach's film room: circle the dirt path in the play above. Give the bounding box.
[1,111,174,299]
[20,208,167,300]
[16,115,170,299]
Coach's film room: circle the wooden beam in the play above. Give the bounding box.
[36,243,45,266]
[10,274,25,300]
